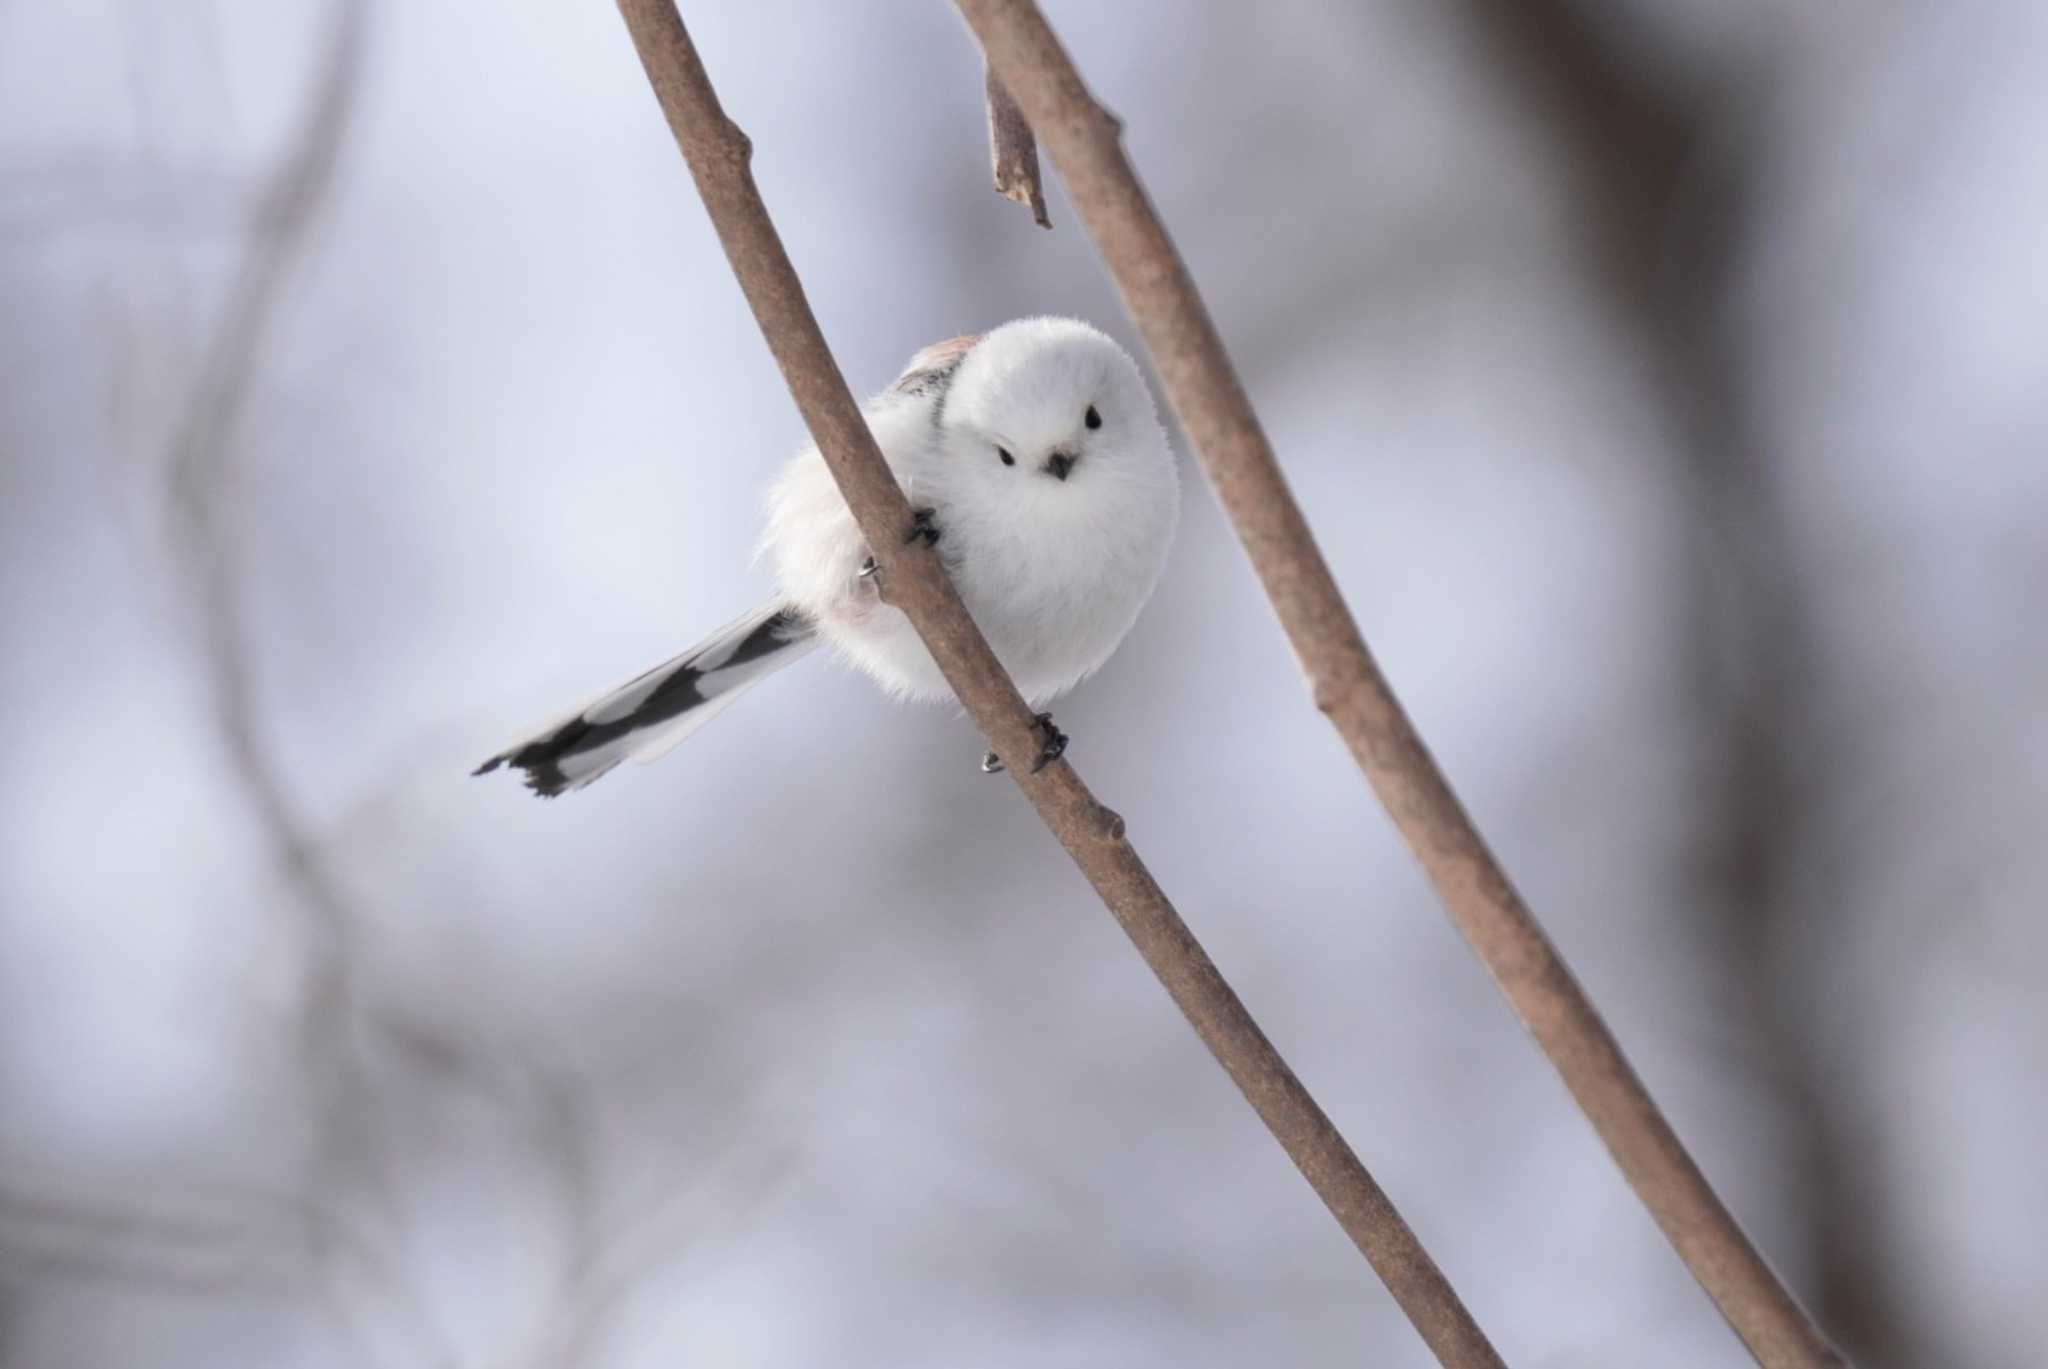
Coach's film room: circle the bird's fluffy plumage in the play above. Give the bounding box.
[480,317,1178,795]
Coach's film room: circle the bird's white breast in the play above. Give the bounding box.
[763,376,1177,707]
[923,428,1178,704]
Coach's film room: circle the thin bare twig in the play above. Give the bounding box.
[611,4,1501,1364]
[952,3,1846,1366]
[983,65,1050,228]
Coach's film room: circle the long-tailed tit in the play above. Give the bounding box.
[475,316,1179,796]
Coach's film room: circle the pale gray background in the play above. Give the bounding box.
[3,2,2044,1365]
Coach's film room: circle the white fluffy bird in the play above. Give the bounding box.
[476,317,1180,796]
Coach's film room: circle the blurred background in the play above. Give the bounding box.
[3,2,2043,1365]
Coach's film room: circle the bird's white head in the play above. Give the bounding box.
[938,317,1171,509]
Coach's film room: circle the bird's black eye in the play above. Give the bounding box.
[998,447,1015,466]
[1084,405,1102,430]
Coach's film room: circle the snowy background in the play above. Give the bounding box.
[3,2,2044,1365]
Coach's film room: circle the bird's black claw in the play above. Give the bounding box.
[1029,712,1068,773]
[984,714,1067,775]
[905,507,942,547]
[858,556,879,579]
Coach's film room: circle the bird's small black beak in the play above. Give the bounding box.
[1045,451,1076,481]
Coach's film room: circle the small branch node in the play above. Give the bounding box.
[716,120,753,167]
[1307,649,1377,719]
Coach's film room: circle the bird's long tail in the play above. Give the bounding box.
[475,603,817,797]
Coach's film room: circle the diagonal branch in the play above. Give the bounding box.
[951,2,1846,1366]
[611,3,1501,1365]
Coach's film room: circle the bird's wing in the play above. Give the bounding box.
[889,333,982,400]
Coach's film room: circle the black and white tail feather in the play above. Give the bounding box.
[474,604,815,797]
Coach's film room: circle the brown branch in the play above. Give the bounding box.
[983,65,1050,228]
[952,3,1847,1366]
[611,4,1501,1365]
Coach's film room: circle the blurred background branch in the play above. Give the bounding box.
[1456,3,1937,1362]
[161,0,368,1066]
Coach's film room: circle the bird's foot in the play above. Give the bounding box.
[858,553,894,603]
[862,510,940,599]
[1029,713,1069,772]
[980,713,1068,775]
